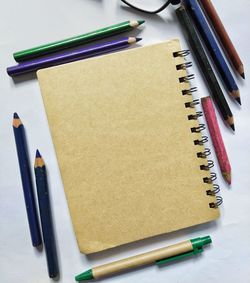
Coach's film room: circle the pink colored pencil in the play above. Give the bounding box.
[201,96,231,185]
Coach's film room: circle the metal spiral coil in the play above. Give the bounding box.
[191,123,206,133]
[179,74,195,83]
[176,62,193,70]
[197,148,211,158]
[203,172,217,184]
[209,196,223,208]
[206,184,220,196]
[194,136,208,145]
[185,99,199,108]
[182,87,198,96]
[173,49,223,209]
[188,111,203,120]
[200,160,214,171]
[173,50,190,57]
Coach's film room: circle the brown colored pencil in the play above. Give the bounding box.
[199,0,245,79]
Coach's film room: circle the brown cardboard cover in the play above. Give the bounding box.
[37,39,219,254]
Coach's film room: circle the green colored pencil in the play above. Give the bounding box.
[13,20,145,62]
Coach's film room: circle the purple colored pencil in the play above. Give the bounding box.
[7,37,141,77]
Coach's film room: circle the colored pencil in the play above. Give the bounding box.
[198,0,245,79]
[7,37,141,77]
[184,0,241,105]
[12,113,42,247]
[13,20,145,62]
[176,6,235,131]
[201,97,231,184]
[34,150,59,278]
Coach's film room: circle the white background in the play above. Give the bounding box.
[1,0,250,282]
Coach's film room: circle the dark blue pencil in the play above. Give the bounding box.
[34,150,59,278]
[184,0,241,105]
[13,113,42,247]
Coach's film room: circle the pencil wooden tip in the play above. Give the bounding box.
[35,150,45,167]
[235,97,241,105]
[223,172,232,185]
[13,112,19,119]
[130,20,145,28]
[230,124,235,131]
[13,112,22,127]
[226,116,235,131]
[36,149,41,158]
[230,89,241,102]
[241,72,245,79]
[238,65,245,79]
[127,37,140,44]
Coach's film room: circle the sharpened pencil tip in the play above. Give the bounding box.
[13,112,19,119]
[36,149,41,158]
[223,172,232,185]
[34,150,45,167]
[12,112,22,127]
[138,20,145,26]
[230,124,235,131]
[241,72,245,79]
[235,97,241,105]
[136,37,142,42]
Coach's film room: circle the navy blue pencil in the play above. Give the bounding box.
[34,150,59,278]
[13,113,42,247]
[184,0,241,105]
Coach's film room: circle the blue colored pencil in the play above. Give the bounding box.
[34,150,59,278]
[184,0,241,105]
[13,113,42,247]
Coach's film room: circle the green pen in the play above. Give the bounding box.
[75,236,212,281]
[13,20,145,62]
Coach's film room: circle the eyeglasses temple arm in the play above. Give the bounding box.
[120,0,172,14]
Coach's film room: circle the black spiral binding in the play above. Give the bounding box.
[182,87,198,96]
[176,62,193,70]
[174,50,223,209]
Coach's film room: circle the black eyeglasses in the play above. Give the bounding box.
[120,0,181,14]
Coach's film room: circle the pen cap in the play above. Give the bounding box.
[156,236,211,266]
[191,236,212,250]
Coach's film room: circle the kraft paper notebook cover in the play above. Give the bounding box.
[37,39,220,254]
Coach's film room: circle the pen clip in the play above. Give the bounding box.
[156,247,204,266]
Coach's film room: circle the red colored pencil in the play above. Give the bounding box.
[201,96,231,185]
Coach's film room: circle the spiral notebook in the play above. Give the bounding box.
[38,39,221,254]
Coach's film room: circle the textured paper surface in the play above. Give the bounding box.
[38,39,219,254]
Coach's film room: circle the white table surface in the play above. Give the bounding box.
[1,1,250,282]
